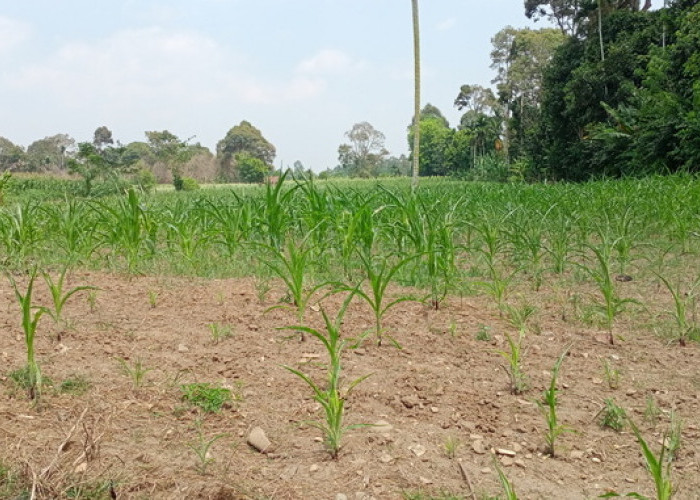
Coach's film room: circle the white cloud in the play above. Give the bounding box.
[437,18,457,31]
[0,16,31,53]
[296,49,365,74]
[7,26,326,110]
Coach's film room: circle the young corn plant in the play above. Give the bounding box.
[6,268,47,400]
[281,293,372,459]
[600,418,673,500]
[117,357,152,389]
[583,239,639,345]
[494,457,519,500]
[258,237,331,338]
[42,267,97,338]
[187,419,228,475]
[537,345,573,457]
[656,273,699,346]
[497,330,528,395]
[346,251,419,347]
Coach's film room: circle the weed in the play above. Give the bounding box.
[181,383,233,413]
[598,399,626,432]
[476,324,492,341]
[117,357,152,389]
[281,293,372,459]
[497,331,528,395]
[443,435,459,459]
[148,290,158,308]
[644,395,662,426]
[86,290,98,313]
[538,345,574,457]
[666,411,682,462]
[601,359,621,390]
[209,323,234,344]
[254,275,272,303]
[504,302,536,334]
[58,374,91,395]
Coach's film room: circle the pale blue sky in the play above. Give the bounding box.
[0,1,543,171]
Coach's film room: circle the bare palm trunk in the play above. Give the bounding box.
[411,0,421,193]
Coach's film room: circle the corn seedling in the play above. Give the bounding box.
[6,268,47,400]
[494,457,519,500]
[602,359,621,390]
[666,411,682,462]
[281,293,372,459]
[42,267,97,337]
[600,418,673,500]
[181,383,233,413]
[598,398,626,432]
[583,240,639,345]
[209,322,234,344]
[117,357,152,389]
[347,251,419,347]
[497,330,528,395]
[187,419,228,474]
[259,237,331,337]
[537,345,573,457]
[656,273,699,346]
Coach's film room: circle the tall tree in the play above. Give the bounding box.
[93,126,114,152]
[145,130,196,189]
[524,0,585,37]
[411,0,421,192]
[217,121,276,182]
[26,134,74,172]
[338,122,388,177]
[0,137,25,171]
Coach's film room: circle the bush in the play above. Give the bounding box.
[136,168,156,193]
[181,177,200,191]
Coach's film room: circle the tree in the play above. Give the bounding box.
[0,137,25,171]
[217,121,276,181]
[145,130,196,189]
[454,85,498,115]
[524,0,586,37]
[93,126,114,151]
[411,0,421,192]
[337,122,389,177]
[237,153,271,183]
[490,27,566,160]
[26,134,74,172]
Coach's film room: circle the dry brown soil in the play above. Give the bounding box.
[1,271,699,499]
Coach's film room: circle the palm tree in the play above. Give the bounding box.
[411,0,421,193]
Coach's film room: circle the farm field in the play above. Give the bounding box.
[1,175,700,499]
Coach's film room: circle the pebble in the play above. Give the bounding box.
[336,494,348,500]
[496,448,516,457]
[472,441,486,454]
[309,464,319,473]
[178,343,189,352]
[570,450,585,460]
[409,444,427,457]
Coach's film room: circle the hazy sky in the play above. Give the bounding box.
[0,1,543,171]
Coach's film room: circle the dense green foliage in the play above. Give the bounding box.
[529,0,700,179]
[1,176,698,324]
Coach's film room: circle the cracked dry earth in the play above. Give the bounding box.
[1,271,699,499]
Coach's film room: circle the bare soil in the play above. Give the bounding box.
[1,271,699,499]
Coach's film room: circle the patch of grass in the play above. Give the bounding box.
[58,374,91,395]
[181,383,234,413]
[65,480,116,499]
[208,322,234,344]
[402,491,465,500]
[443,435,459,459]
[644,395,662,426]
[601,359,621,390]
[0,460,29,499]
[476,324,492,341]
[598,399,626,432]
